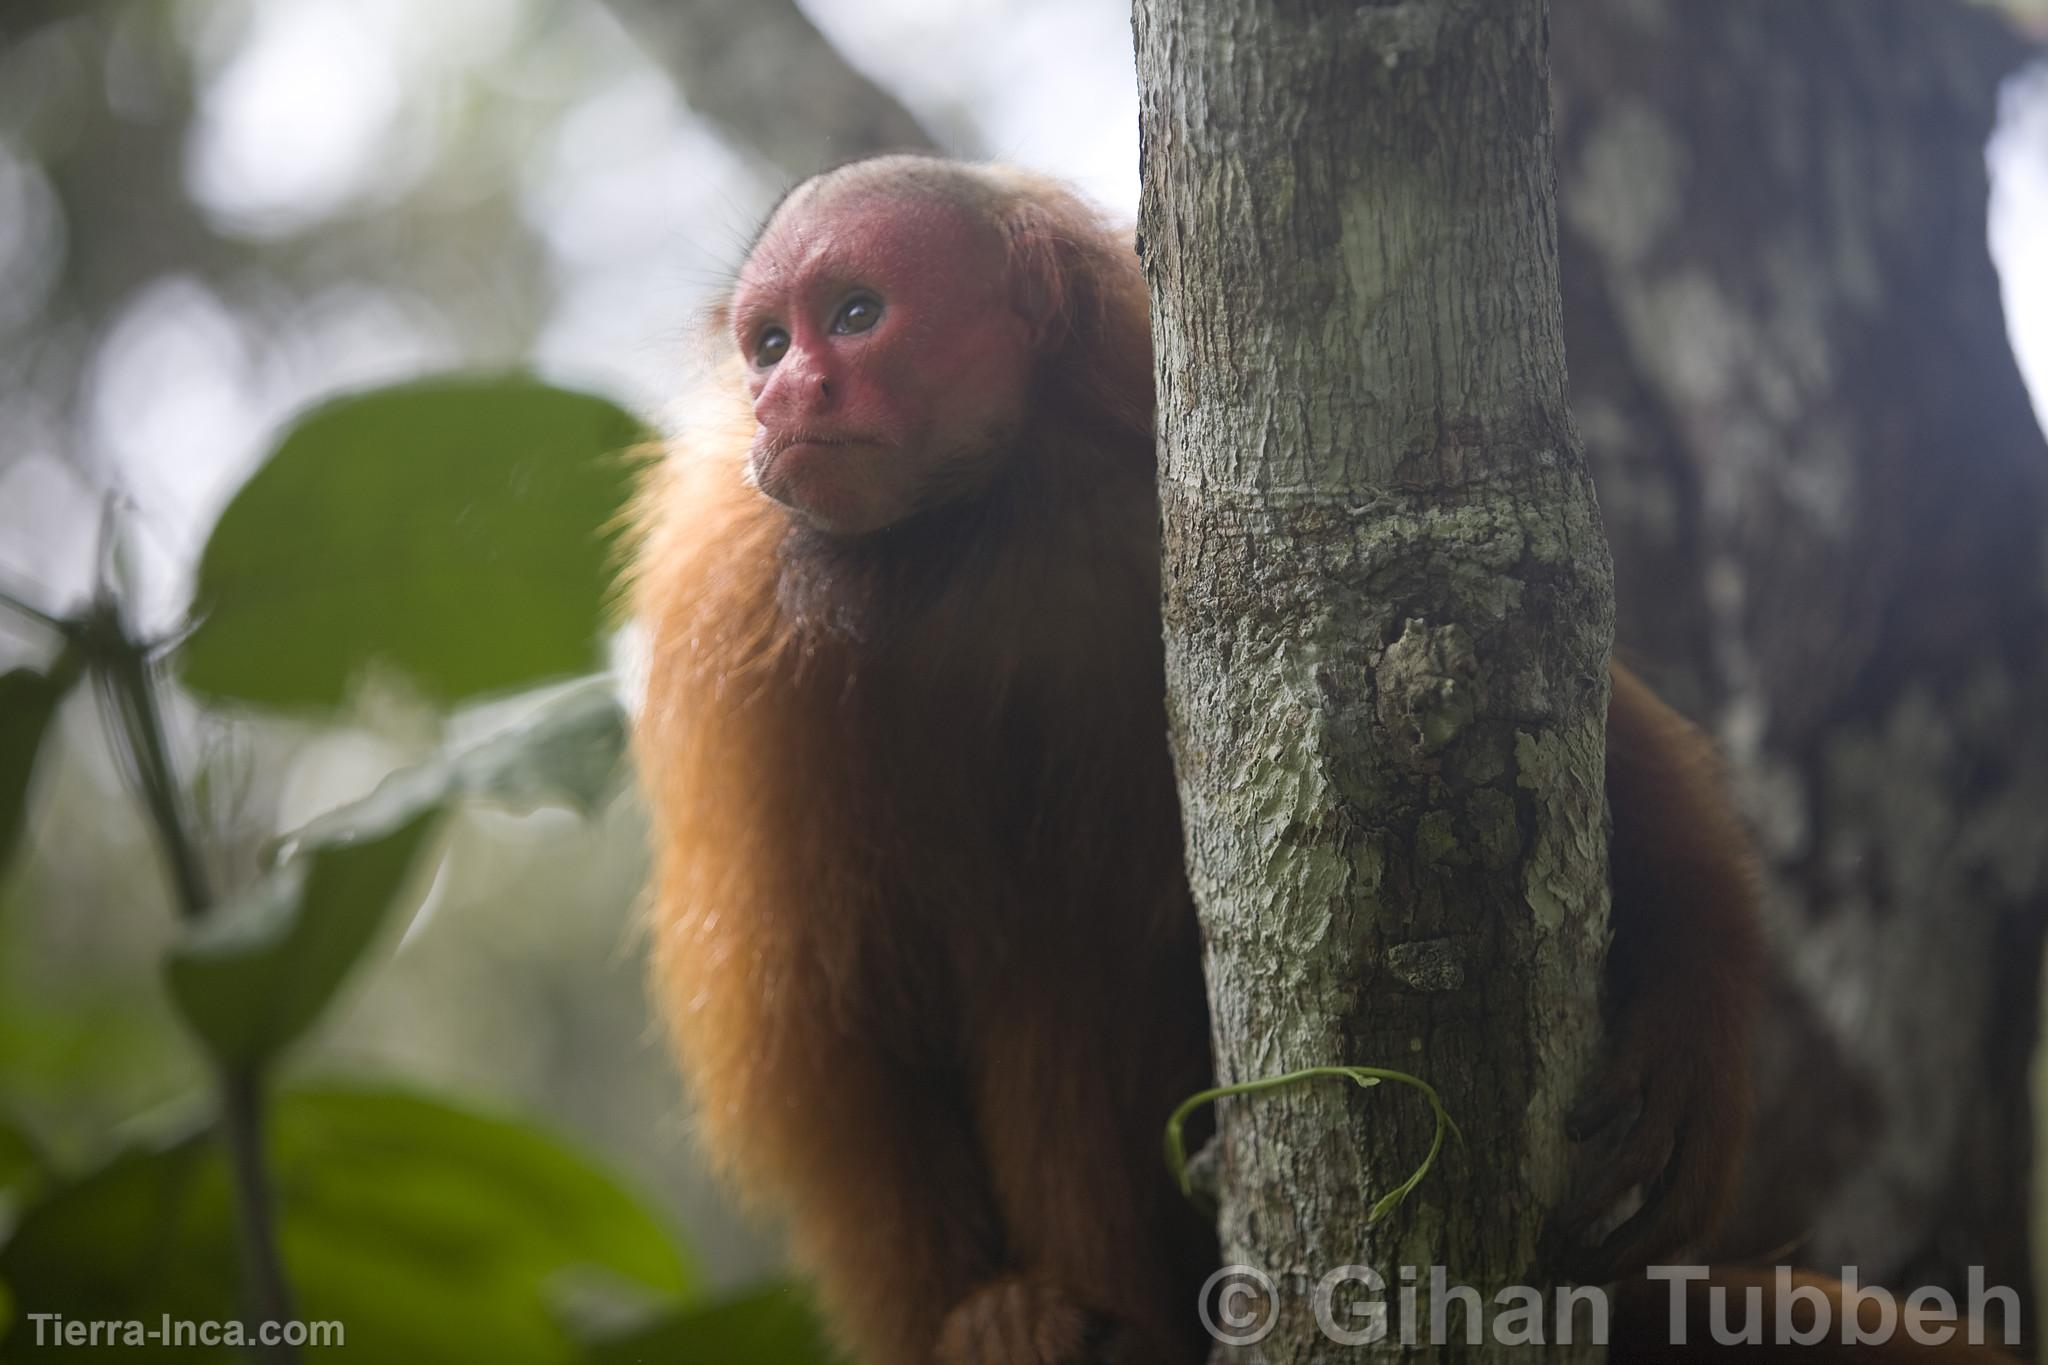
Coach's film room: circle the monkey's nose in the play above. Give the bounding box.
[757,362,836,423]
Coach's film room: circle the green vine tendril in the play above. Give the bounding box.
[1162,1066,1462,1222]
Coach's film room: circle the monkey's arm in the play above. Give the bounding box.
[768,1041,1009,1364]
[1553,661,1765,1280]
[945,926,1217,1365]
[655,908,1010,1364]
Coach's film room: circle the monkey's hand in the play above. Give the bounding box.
[1548,998,1751,1283]
[935,1276,1155,1365]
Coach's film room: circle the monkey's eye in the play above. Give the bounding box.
[753,327,789,368]
[831,293,882,336]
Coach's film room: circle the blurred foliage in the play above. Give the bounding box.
[0,658,80,882]
[182,379,644,710]
[3,1087,695,1365]
[299,678,631,826]
[0,0,803,1354]
[0,1113,46,1209]
[166,808,440,1071]
[0,370,825,1360]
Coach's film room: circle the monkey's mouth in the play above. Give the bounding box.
[757,434,872,488]
[759,430,883,471]
[753,433,889,529]
[763,431,872,461]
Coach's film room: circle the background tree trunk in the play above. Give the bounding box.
[1137,2,1612,1359]
[1551,0,2048,1321]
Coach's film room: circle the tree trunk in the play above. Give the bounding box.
[1137,3,1612,1360]
[1551,0,2048,1322]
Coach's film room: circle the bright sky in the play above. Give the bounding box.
[1990,61,2048,434]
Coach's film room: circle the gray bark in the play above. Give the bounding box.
[1552,0,2048,1322]
[1137,2,1612,1360]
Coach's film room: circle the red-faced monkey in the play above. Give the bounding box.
[628,156,2002,1363]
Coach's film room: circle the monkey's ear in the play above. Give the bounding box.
[1002,206,1075,349]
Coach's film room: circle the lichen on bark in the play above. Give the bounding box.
[1138,2,1615,1357]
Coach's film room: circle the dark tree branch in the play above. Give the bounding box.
[597,0,942,180]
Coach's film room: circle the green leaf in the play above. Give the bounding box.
[179,376,645,711]
[443,682,628,819]
[0,1087,694,1364]
[299,682,628,844]
[0,1112,47,1206]
[165,808,439,1069]
[163,677,622,1068]
[0,1128,232,1360]
[0,658,80,882]
[583,1281,842,1365]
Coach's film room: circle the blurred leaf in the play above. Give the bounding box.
[293,682,628,846]
[0,1113,47,1209]
[444,682,628,818]
[0,1128,229,1362]
[165,808,439,1069]
[0,1087,694,1364]
[180,376,645,711]
[582,1281,842,1365]
[0,658,80,882]
[164,676,623,1070]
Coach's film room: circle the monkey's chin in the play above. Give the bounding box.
[753,441,903,537]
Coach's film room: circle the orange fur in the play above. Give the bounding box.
[625,157,1968,1364]
[1553,664,1765,1277]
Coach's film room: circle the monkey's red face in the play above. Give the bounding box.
[731,188,1036,535]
